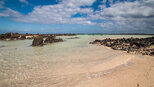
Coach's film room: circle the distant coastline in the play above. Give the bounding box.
[0,32,153,41]
[0,32,154,35]
[78,33,154,35]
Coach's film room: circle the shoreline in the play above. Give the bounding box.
[76,36,154,87]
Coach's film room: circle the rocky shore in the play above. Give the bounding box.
[0,32,76,41]
[90,37,154,56]
[32,35,63,46]
[0,32,33,40]
[0,32,75,46]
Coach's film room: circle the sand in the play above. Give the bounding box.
[76,54,154,87]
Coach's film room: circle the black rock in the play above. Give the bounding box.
[44,36,56,43]
[32,36,44,46]
[90,37,154,56]
[150,52,154,56]
[44,36,63,44]
[5,32,13,38]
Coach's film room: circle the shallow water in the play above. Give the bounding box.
[0,35,153,87]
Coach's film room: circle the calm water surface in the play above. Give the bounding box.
[0,35,153,87]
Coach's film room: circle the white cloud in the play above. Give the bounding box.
[61,0,95,7]
[97,0,154,31]
[14,0,95,25]
[0,0,154,32]
[100,0,154,18]
[19,0,29,4]
[0,8,22,17]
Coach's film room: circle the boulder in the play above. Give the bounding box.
[0,32,14,40]
[52,38,63,42]
[20,35,26,40]
[0,32,22,40]
[150,52,154,56]
[11,34,20,39]
[0,34,6,40]
[32,36,44,46]
[44,36,56,43]
[44,36,63,43]
[5,32,13,38]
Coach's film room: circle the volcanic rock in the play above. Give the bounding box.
[44,36,63,43]
[32,36,44,46]
[90,37,154,56]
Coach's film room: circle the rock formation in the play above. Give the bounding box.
[0,32,34,40]
[32,36,63,46]
[90,37,154,56]
[44,36,63,44]
[32,36,44,46]
[0,32,76,41]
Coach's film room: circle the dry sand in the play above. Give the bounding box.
[76,54,154,87]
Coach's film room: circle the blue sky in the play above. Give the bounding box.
[0,0,154,34]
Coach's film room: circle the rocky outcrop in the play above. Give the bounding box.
[0,32,76,41]
[32,36,63,46]
[32,36,44,46]
[0,32,14,40]
[90,37,154,56]
[44,36,55,43]
[0,32,34,40]
[44,36,63,44]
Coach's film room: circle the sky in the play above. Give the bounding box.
[0,0,154,34]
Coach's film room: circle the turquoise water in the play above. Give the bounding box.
[0,35,153,87]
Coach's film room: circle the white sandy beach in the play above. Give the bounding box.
[76,54,154,87]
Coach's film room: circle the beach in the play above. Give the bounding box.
[0,35,154,87]
[76,54,154,87]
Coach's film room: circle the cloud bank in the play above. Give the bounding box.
[0,0,154,32]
